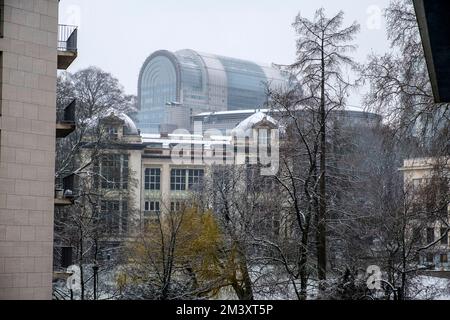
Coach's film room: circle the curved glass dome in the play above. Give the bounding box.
[137,49,290,134]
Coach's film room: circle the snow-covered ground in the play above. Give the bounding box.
[415,276,450,300]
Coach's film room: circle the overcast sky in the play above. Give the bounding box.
[59,0,393,106]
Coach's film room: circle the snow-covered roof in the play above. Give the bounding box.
[232,112,278,136]
[85,109,139,135]
[195,109,270,117]
[195,106,377,118]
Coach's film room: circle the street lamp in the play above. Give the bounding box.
[92,262,99,300]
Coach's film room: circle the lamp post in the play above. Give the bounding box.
[92,262,99,300]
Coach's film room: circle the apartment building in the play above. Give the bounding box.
[57,110,273,249]
[80,110,244,221]
[0,0,77,300]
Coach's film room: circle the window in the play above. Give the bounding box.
[171,169,186,191]
[122,201,128,233]
[441,254,448,264]
[97,154,129,190]
[427,228,435,244]
[413,227,423,244]
[100,200,128,235]
[170,169,204,191]
[441,228,449,245]
[188,169,204,189]
[145,201,160,213]
[108,126,118,135]
[426,253,434,264]
[170,202,181,212]
[106,126,119,140]
[412,179,422,190]
[145,168,161,190]
[61,247,73,269]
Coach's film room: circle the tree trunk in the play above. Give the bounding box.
[299,233,309,300]
[79,228,85,300]
[231,247,254,300]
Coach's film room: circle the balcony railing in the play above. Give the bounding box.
[57,99,77,124]
[58,24,78,52]
[55,174,77,206]
[58,24,78,70]
[56,99,77,138]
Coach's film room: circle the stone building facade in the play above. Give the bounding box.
[401,158,450,271]
[0,0,77,299]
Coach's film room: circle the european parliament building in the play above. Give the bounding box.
[137,49,291,133]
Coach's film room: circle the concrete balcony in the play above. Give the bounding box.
[56,99,76,138]
[55,175,76,207]
[58,25,78,70]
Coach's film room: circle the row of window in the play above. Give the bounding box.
[144,168,204,191]
[144,200,182,215]
[99,198,184,229]
[144,200,160,213]
[96,157,205,192]
[425,253,449,264]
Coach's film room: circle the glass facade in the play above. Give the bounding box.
[218,56,268,110]
[139,53,178,133]
[137,49,290,133]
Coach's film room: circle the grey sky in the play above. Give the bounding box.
[59,0,392,105]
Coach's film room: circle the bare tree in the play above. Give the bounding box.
[362,0,449,154]
[54,67,138,300]
[203,165,259,300]
[289,8,360,287]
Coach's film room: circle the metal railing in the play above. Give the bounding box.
[57,99,77,123]
[58,24,78,52]
[55,174,77,199]
[53,246,73,271]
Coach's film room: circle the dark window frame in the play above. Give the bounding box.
[100,200,128,235]
[98,154,129,190]
[171,169,186,191]
[188,169,204,189]
[145,168,161,191]
[145,200,160,214]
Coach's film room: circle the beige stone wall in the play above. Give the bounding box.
[0,0,58,300]
[401,158,450,268]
